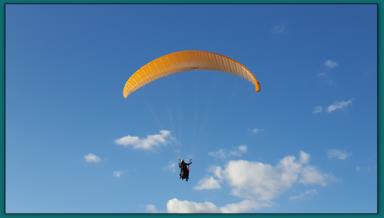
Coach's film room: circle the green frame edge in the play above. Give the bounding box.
[0,0,382,218]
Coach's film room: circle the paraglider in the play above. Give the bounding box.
[122,50,261,98]
[179,159,192,181]
[121,50,261,182]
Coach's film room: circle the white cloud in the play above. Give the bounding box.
[317,59,338,85]
[167,198,220,213]
[314,99,353,114]
[188,151,329,213]
[313,106,323,114]
[299,151,310,164]
[194,177,221,190]
[210,166,224,180]
[326,99,353,113]
[166,198,268,213]
[84,153,101,164]
[289,189,318,201]
[113,170,126,178]
[210,151,328,203]
[220,199,270,213]
[115,130,171,151]
[327,149,350,160]
[146,204,158,213]
[237,145,248,153]
[324,59,338,69]
[299,166,328,186]
[209,145,248,160]
[220,156,308,202]
[166,151,330,213]
[251,128,264,134]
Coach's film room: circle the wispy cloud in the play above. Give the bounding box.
[164,161,178,173]
[327,149,350,160]
[113,170,126,178]
[313,106,323,114]
[326,99,353,113]
[324,59,338,69]
[84,153,101,164]
[317,59,339,85]
[317,72,327,77]
[146,204,158,213]
[289,189,318,201]
[313,99,353,114]
[115,130,171,151]
[209,145,247,160]
[250,128,264,135]
[272,22,287,34]
[194,177,221,190]
[188,151,331,213]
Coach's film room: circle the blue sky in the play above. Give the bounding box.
[6,4,377,213]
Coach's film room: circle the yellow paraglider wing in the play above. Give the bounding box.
[123,50,261,98]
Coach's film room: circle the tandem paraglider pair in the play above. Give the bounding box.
[122,50,261,182]
[178,159,192,181]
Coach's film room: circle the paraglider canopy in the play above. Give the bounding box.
[123,50,261,98]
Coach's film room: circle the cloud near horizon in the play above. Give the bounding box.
[146,204,158,213]
[166,198,269,213]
